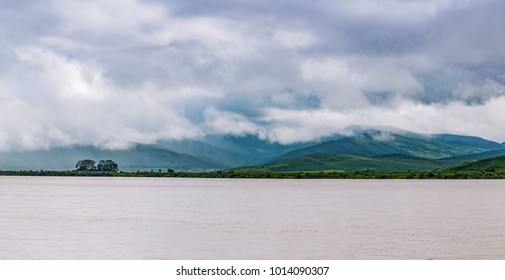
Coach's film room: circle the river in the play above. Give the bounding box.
[1,177,504,259]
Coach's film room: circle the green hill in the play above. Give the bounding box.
[345,125,504,151]
[445,156,505,172]
[236,154,446,172]
[438,149,505,165]
[271,131,487,163]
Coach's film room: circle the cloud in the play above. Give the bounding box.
[1,0,505,150]
[273,30,319,50]
[0,47,201,150]
[204,108,267,138]
[50,0,267,57]
[454,79,505,103]
[321,0,481,22]
[262,96,505,143]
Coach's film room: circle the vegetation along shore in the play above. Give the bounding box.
[1,155,505,179]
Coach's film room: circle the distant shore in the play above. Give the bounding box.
[0,169,503,179]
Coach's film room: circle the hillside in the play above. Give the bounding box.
[344,125,504,151]
[445,156,505,172]
[236,154,447,172]
[439,149,505,165]
[271,130,488,163]
[0,128,504,172]
[157,135,309,167]
[345,125,505,150]
[0,144,220,171]
[236,153,505,174]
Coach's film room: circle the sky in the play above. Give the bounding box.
[1,0,505,150]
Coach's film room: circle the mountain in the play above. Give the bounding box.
[0,144,220,171]
[271,130,489,163]
[344,125,504,151]
[1,127,504,172]
[156,135,309,167]
[251,127,505,172]
[237,154,446,172]
[0,134,310,172]
[0,135,310,171]
[424,134,504,151]
[445,156,505,172]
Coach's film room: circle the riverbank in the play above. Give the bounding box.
[0,169,504,179]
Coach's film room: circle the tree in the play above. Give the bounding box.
[75,159,96,171]
[96,160,119,172]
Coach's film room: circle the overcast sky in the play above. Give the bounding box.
[1,0,505,150]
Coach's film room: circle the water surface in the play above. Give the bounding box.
[1,177,504,259]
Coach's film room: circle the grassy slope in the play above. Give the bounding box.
[237,152,505,173]
[445,156,505,172]
[438,149,505,165]
[272,132,486,163]
[235,154,446,172]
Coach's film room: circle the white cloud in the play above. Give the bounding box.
[299,55,424,110]
[454,79,505,101]
[16,47,108,101]
[300,55,425,95]
[262,96,505,144]
[204,108,267,138]
[0,47,202,150]
[50,0,264,57]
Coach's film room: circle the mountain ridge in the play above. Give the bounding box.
[269,130,492,163]
[0,127,504,172]
[0,144,221,172]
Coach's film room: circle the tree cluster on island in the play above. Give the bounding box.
[75,159,119,172]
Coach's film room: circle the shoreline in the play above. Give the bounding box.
[0,170,503,179]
